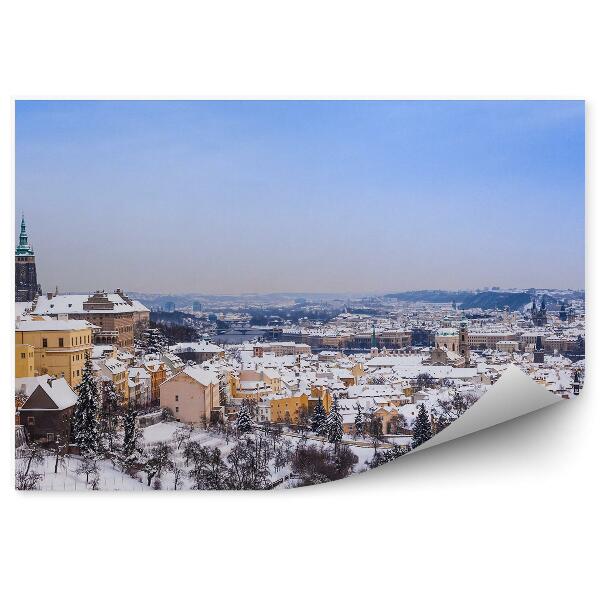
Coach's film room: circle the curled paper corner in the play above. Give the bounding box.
[412,365,563,454]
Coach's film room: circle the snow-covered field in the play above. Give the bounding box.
[16,421,381,491]
[16,454,149,492]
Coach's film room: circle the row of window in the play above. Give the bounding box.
[41,335,91,348]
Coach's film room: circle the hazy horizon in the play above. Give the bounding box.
[16,100,585,294]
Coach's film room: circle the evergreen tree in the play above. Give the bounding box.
[122,401,138,458]
[411,403,433,449]
[100,379,121,452]
[311,397,327,435]
[236,403,253,434]
[73,354,100,456]
[354,404,364,438]
[140,327,167,355]
[327,398,344,447]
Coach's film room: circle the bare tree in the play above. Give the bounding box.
[226,438,271,490]
[172,465,184,490]
[291,443,358,486]
[22,442,44,477]
[53,434,68,474]
[149,442,174,477]
[189,446,227,490]
[436,390,478,423]
[76,457,99,485]
[174,426,192,450]
[182,440,201,467]
[142,461,158,487]
[266,423,282,452]
[90,473,101,490]
[142,442,174,486]
[369,416,384,455]
[15,469,44,490]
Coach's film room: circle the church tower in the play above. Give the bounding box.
[533,335,545,364]
[559,301,568,322]
[15,216,41,302]
[539,297,547,325]
[531,296,548,326]
[458,319,470,365]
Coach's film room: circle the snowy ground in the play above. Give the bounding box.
[16,421,381,491]
[16,454,149,492]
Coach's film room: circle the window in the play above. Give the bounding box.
[20,353,25,359]
[27,416,35,426]
[59,337,64,347]
[175,395,179,402]
[42,338,48,348]
[47,433,54,442]
[175,406,179,413]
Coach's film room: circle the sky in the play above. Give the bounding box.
[15,100,585,295]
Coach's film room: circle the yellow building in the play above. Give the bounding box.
[271,393,310,423]
[15,344,35,378]
[270,385,334,424]
[15,319,95,388]
[95,357,130,402]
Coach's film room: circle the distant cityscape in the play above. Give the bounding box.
[15,216,585,490]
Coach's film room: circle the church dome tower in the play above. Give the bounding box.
[15,215,41,302]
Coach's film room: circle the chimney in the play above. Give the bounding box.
[47,292,53,300]
[47,376,55,387]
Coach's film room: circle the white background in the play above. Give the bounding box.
[0,2,597,599]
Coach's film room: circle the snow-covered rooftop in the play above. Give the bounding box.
[32,293,149,315]
[16,319,95,332]
[18,377,78,410]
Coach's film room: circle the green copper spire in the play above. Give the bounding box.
[16,215,34,256]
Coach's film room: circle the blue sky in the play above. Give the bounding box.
[15,100,585,294]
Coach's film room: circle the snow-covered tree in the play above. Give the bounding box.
[411,403,432,449]
[433,413,450,434]
[189,446,227,490]
[226,437,271,490]
[100,379,121,452]
[141,442,174,487]
[311,397,327,435]
[354,404,364,438]
[436,390,477,422]
[122,401,138,459]
[327,398,344,447]
[369,443,409,469]
[139,327,167,355]
[73,354,100,456]
[236,403,253,434]
[76,457,99,485]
